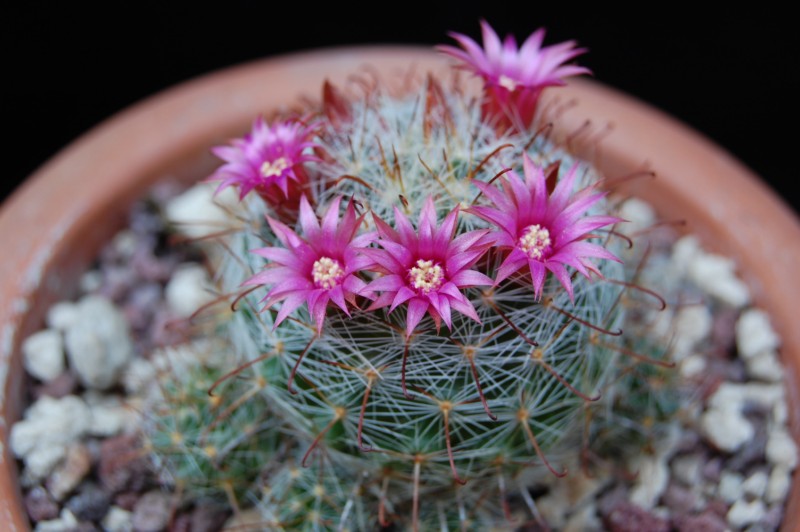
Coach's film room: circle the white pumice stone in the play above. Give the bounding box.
[45,301,79,331]
[726,498,765,529]
[629,455,669,509]
[563,502,601,532]
[679,354,706,378]
[766,465,792,504]
[746,351,784,382]
[165,263,216,319]
[708,382,784,412]
[773,398,789,426]
[671,305,712,360]
[736,308,780,359]
[718,471,744,503]
[78,270,103,293]
[10,395,90,456]
[671,453,702,486]
[64,295,133,390]
[688,253,750,308]
[669,235,701,277]
[22,328,65,382]
[618,197,656,234]
[122,357,157,395]
[700,406,754,453]
[10,395,91,480]
[766,428,798,469]
[85,393,133,437]
[102,506,134,532]
[164,182,238,240]
[741,470,768,498]
[24,444,68,482]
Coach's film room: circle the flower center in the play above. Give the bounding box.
[498,74,519,92]
[260,156,290,178]
[518,224,552,260]
[311,256,345,290]
[408,259,444,294]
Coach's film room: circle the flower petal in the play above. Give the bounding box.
[406,298,430,338]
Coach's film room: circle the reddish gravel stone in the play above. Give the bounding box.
[673,430,702,454]
[100,265,135,302]
[32,371,78,400]
[603,501,671,532]
[701,457,724,483]
[705,498,729,518]
[114,491,141,511]
[759,504,785,530]
[597,485,629,517]
[710,307,739,358]
[24,485,59,522]
[132,244,175,282]
[661,482,697,514]
[673,510,729,532]
[170,512,192,532]
[123,282,162,332]
[98,433,152,494]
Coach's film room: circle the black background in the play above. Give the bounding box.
[5,4,798,214]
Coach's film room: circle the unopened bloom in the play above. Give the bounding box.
[437,20,589,130]
[363,198,494,338]
[469,154,621,300]
[209,117,320,203]
[245,195,373,333]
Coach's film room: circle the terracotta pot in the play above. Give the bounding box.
[1,47,798,531]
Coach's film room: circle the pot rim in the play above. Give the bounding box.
[1,45,798,530]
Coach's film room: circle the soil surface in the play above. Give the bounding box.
[11,183,797,531]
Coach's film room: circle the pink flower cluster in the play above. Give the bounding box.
[208,22,615,337]
[438,19,589,131]
[216,156,619,337]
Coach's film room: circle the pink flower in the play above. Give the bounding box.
[469,154,621,301]
[437,20,589,130]
[363,198,494,338]
[209,117,320,204]
[245,195,373,333]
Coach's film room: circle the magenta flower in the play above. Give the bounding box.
[469,154,621,301]
[437,20,589,130]
[209,117,320,204]
[245,195,373,333]
[363,198,494,338]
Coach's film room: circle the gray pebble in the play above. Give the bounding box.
[66,483,111,522]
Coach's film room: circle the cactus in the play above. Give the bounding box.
[145,21,678,530]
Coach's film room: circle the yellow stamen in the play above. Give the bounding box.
[408,259,444,294]
[519,224,552,260]
[312,256,344,289]
[260,156,290,178]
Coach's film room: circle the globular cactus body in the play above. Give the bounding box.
[147,22,677,530]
